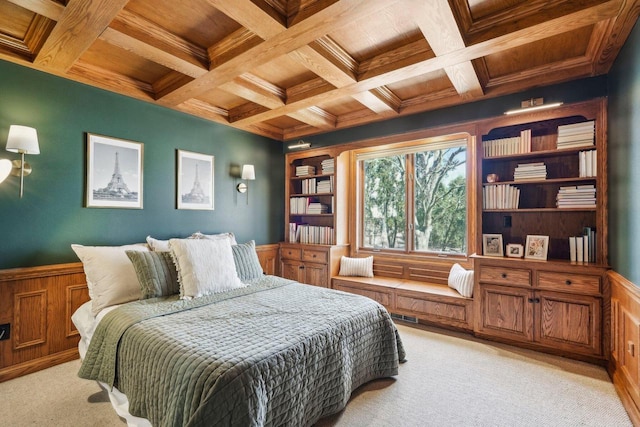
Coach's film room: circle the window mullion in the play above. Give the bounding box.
[406,154,415,253]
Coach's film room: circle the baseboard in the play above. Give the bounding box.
[0,348,79,383]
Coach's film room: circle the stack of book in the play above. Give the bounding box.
[298,225,334,245]
[316,178,332,193]
[301,178,317,194]
[321,158,334,174]
[296,165,316,176]
[513,162,547,181]
[482,129,532,157]
[290,196,312,214]
[306,202,329,214]
[569,227,596,263]
[578,150,597,177]
[483,184,520,209]
[557,121,595,149]
[556,185,596,208]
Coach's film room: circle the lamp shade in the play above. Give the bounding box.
[0,158,11,183]
[241,164,255,180]
[6,125,40,154]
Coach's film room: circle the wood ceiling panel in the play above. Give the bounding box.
[0,0,636,140]
[79,38,170,84]
[329,5,422,62]
[385,70,452,100]
[466,0,526,20]
[251,54,318,89]
[124,0,240,48]
[483,26,593,78]
[0,1,35,39]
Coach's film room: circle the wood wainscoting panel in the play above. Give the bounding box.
[0,263,88,383]
[609,271,640,426]
[256,243,279,276]
[14,290,47,350]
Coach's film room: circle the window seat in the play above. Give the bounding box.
[332,273,473,331]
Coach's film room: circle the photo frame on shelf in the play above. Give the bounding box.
[506,243,524,258]
[525,235,549,260]
[177,149,214,210]
[482,234,504,257]
[85,133,143,209]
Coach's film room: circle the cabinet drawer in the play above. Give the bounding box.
[333,282,393,308]
[302,249,328,264]
[479,266,531,287]
[537,272,601,295]
[281,247,301,260]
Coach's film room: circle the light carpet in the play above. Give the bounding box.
[0,323,631,426]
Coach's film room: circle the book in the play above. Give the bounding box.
[569,236,577,262]
[576,236,584,262]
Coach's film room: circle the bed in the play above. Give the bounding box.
[71,235,405,427]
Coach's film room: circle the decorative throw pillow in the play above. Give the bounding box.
[126,250,180,299]
[71,243,149,316]
[191,231,238,245]
[232,240,263,281]
[338,256,374,277]
[146,235,171,252]
[447,263,474,298]
[169,238,245,299]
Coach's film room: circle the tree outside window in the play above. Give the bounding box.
[359,137,467,255]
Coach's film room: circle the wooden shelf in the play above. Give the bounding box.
[483,146,595,161]
[483,177,596,186]
[290,193,334,197]
[483,208,596,213]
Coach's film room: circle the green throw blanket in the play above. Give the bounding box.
[79,275,405,426]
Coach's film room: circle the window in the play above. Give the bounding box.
[358,135,468,256]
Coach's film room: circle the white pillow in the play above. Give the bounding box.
[146,235,171,252]
[447,263,474,298]
[338,256,374,277]
[169,238,245,299]
[191,231,237,245]
[71,244,149,316]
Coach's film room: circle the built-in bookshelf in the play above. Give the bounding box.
[285,149,348,246]
[478,98,607,264]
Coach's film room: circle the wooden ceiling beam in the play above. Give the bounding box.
[33,0,130,72]
[231,0,621,126]
[6,0,64,21]
[67,59,155,99]
[220,74,285,109]
[208,28,263,69]
[413,0,484,99]
[156,0,400,106]
[206,0,286,38]
[289,106,336,130]
[100,28,207,79]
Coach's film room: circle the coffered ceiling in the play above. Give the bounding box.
[0,0,638,141]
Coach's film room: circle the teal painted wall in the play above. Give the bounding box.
[0,60,284,269]
[608,20,640,285]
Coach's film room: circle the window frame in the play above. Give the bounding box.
[352,132,475,261]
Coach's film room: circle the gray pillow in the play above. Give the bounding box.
[126,250,180,299]
[232,240,263,281]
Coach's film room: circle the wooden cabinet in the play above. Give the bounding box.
[279,243,348,287]
[477,98,607,264]
[473,255,607,360]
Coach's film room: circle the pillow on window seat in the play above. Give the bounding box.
[447,263,474,298]
[338,256,374,277]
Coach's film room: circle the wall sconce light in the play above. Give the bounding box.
[3,125,40,198]
[288,140,311,150]
[236,164,255,204]
[504,98,563,115]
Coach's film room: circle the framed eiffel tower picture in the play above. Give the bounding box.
[85,133,144,209]
[177,149,214,210]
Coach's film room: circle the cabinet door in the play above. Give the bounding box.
[281,259,304,282]
[475,284,534,342]
[535,291,601,356]
[303,262,328,287]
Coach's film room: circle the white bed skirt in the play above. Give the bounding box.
[73,301,152,427]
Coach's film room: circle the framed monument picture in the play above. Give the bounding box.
[177,149,214,210]
[85,133,143,209]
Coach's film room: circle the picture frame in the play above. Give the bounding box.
[177,149,214,210]
[506,243,524,258]
[482,233,504,257]
[86,133,143,209]
[525,235,549,260]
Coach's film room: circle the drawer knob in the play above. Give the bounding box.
[565,280,572,285]
[312,254,316,258]
[501,273,507,279]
